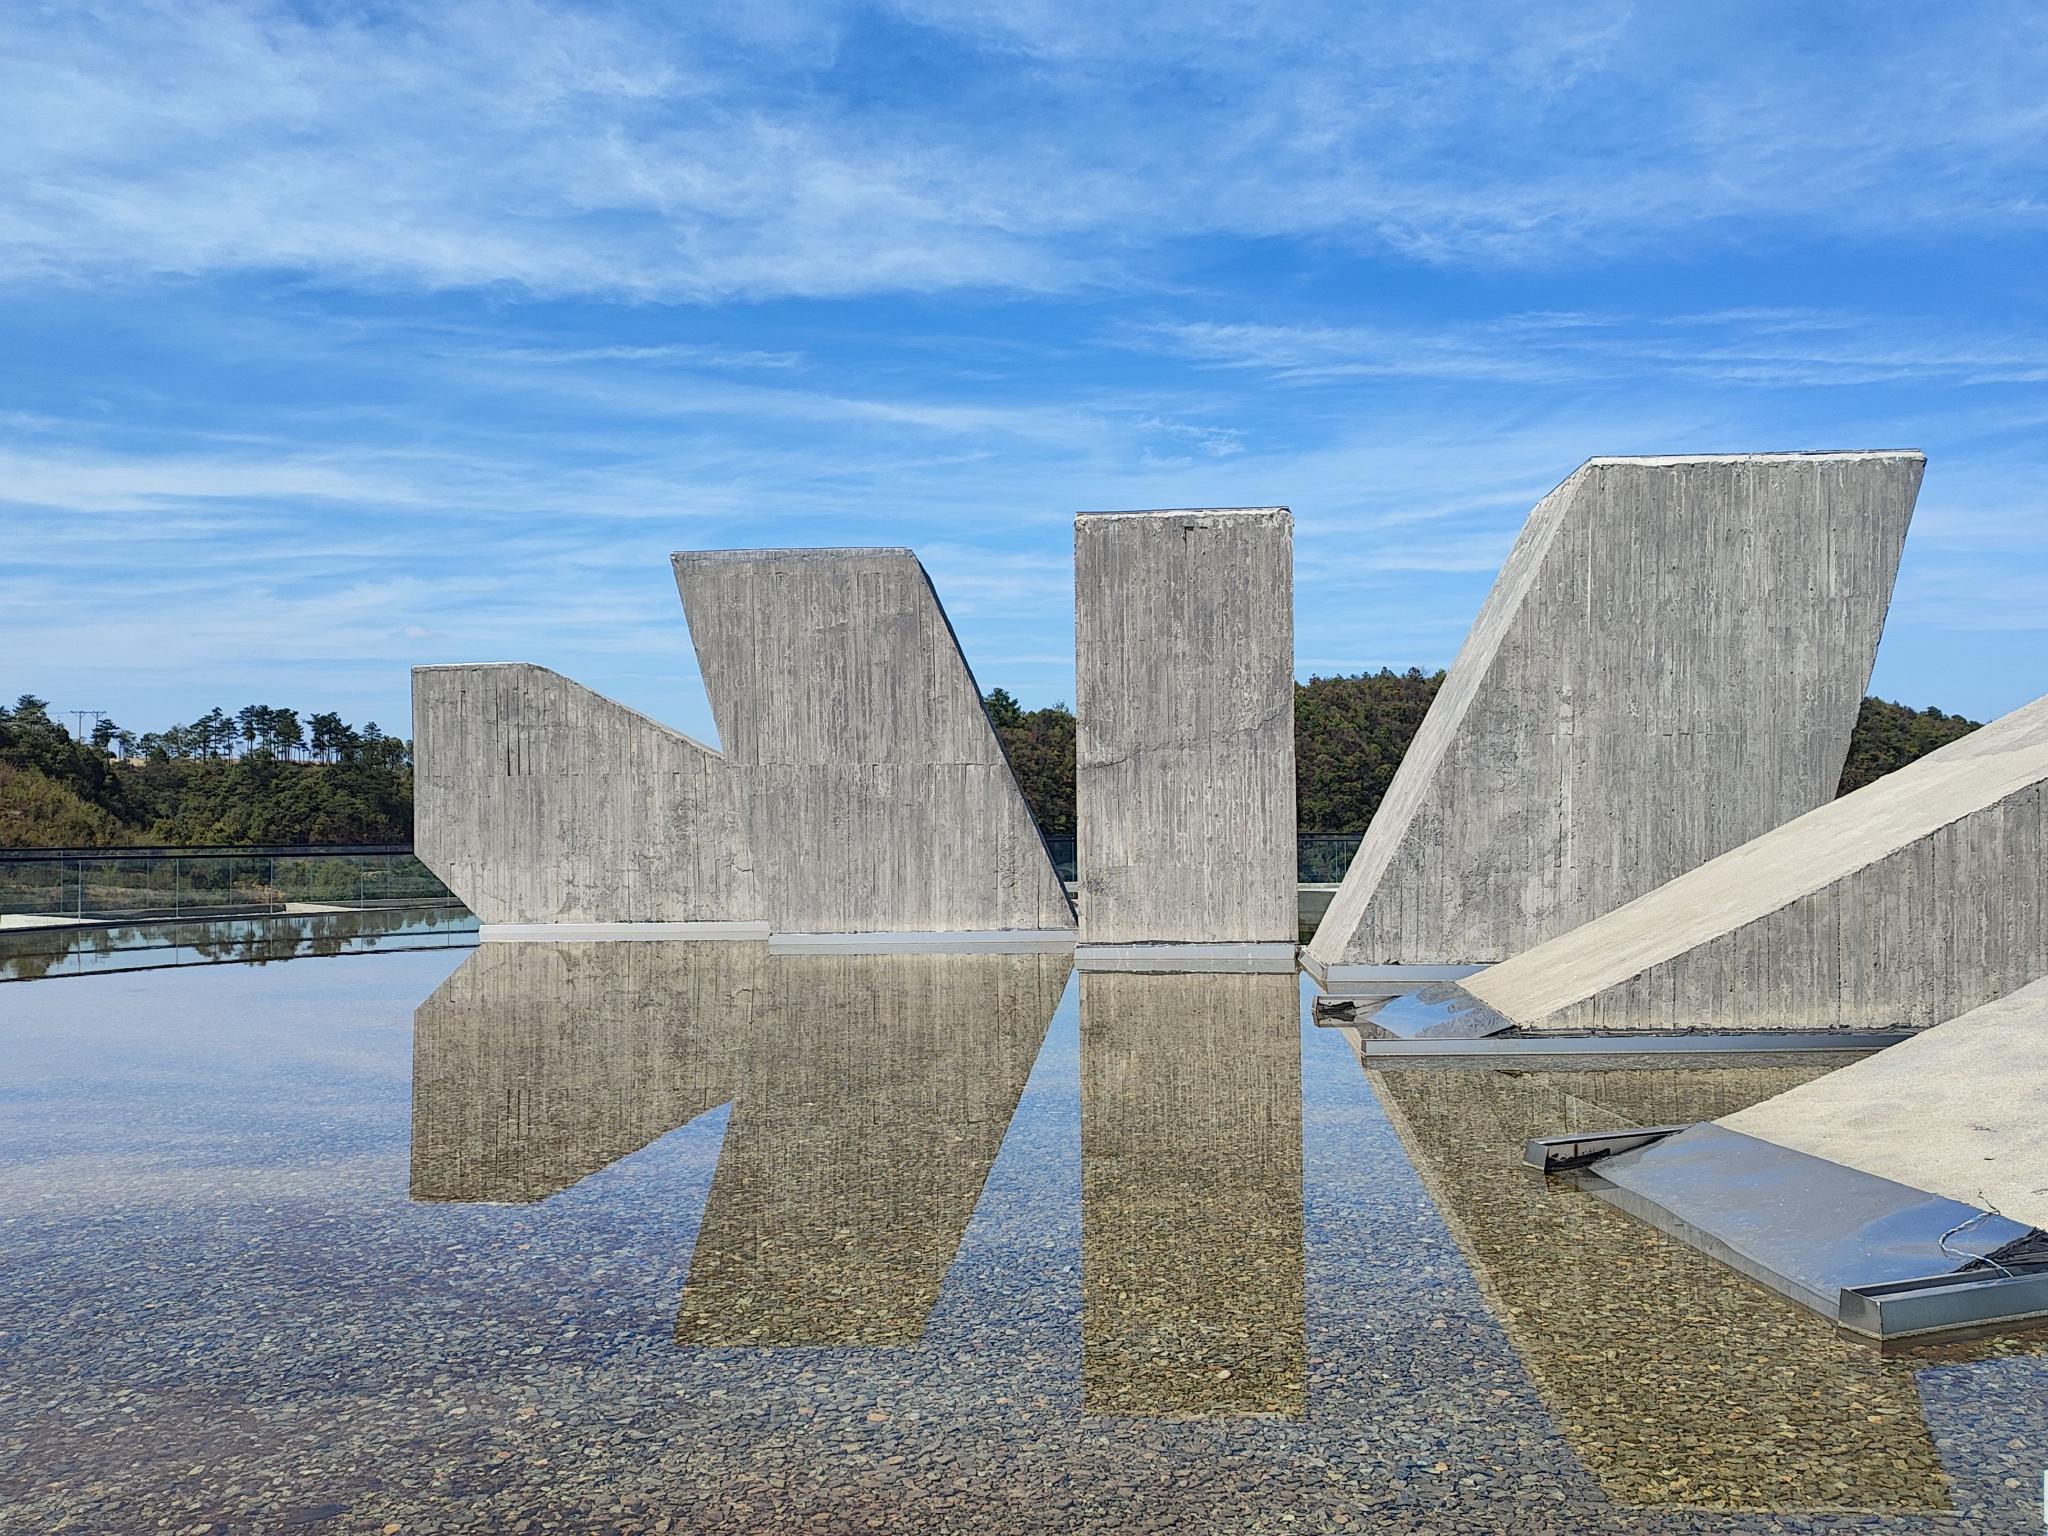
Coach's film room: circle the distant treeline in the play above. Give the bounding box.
[988,672,1985,838]
[0,680,1990,851]
[0,695,413,847]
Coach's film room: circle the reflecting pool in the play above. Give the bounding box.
[2,941,2044,1534]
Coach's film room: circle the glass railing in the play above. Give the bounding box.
[1040,834,1361,885]
[0,845,457,922]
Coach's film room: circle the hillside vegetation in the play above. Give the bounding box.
[0,695,413,848]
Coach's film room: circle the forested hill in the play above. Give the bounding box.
[0,681,1988,849]
[0,696,412,847]
[987,673,1985,838]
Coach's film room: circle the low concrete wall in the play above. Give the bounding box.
[1308,453,1921,970]
[1467,691,2048,1031]
[1074,509,1296,944]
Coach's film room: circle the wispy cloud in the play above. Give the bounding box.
[4,2,2048,300]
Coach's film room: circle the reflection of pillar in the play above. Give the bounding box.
[1363,1056,1951,1514]
[410,941,762,1202]
[674,951,1070,1346]
[1079,971,1304,1417]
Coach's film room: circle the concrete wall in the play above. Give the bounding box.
[1074,510,1296,945]
[1307,453,1922,970]
[413,664,755,927]
[677,548,1074,935]
[1466,691,2048,1031]
[1080,970,1303,1416]
[413,548,1071,934]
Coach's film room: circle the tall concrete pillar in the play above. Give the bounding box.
[1073,509,1296,959]
[1306,453,1922,984]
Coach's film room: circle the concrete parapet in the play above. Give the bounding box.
[1074,509,1296,946]
[1307,452,1921,973]
[1466,691,2048,1031]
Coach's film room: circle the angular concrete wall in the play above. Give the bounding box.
[413,664,756,927]
[1074,510,1296,945]
[1721,975,2048,1229]
[1466,692,2048,1031]
[1079,970,1304,1415]
[676,549,1072,935]
[1308,453,1922,971]
[413,548,1072,934]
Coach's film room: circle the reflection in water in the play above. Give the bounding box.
[0,907,476,982]
[1080,971,1305,1417]
[411,941,1070,1348]
[1362,1053,1954,1513]
[676,951,1067,1346]
[411,940,757,1203]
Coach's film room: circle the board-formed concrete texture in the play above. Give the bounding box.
[1074,509,1296,947]
[675,548,1074,937]
[1306,453,1922,975]
[1079,970,1304,1416]
[414,664,756,928]
[1721,976,2048,1229]
[1467,691,2048,1033]
[413,548,1072,935]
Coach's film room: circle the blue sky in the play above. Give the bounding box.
[5,1,2048,745]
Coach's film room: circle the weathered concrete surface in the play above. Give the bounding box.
[676,548,1074,936]
[1467,691,2048,1032]
[413,548,1071,934]
[411,938,1071,1344]
[1080,970,1304,1416]
[1364,1055,1950,1512]
[413,664,755,927]
[1074,510,1296,945]
[1721,976,2048,1229]
[1308,453,1922,971]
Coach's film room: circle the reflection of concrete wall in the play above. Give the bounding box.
[1079,971,1303,1416]
[413,664,755,926]
[414,549,1071,934]
[410,941,1071,1345]
[675,951,1070,1346]
[1310,454,1920,970]
[1469,692,2048,1031]
[1365,1058,1951,1513]
[1074,510,1296,945]
[677,549,1072,936]
[410,940,762,1201]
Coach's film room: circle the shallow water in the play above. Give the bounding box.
[1,942,2043,1534]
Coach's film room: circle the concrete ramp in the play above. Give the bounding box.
[1722,976,2048,1229]
[1307,452,1920,979]
[1467,691,2048,1032]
